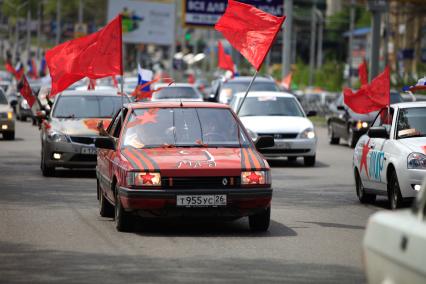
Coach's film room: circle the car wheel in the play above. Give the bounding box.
[114,184,133,232]
[249,206,270,232]
[388,169,403,210]
[328,123,339,145]
[347,128,357,148]
[3,131,15,140]
[98,180,114,217]
[41,147,55,177]
[355,170,376,203]
[304,155,316,167]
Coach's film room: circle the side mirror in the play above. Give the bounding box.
[255,136,275,149]
[306,110,317,117]
[368,126,389,139]
[337,105,345,111]
[207,94,216,102]
[95,137,116,150]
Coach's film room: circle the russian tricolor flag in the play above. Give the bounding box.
[137,64,153,91]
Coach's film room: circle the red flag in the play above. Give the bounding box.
[281,72,292,89]
[218,41,235,73]
[88,79,96,90]
[112,75,118,88]
[5,61,17,78]
[215,0,286,71]
[358,59,368,86]
[344,66,390,114]
[46,15,122,97]
[17,75,36,108]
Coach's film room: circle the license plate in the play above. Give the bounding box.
[276,142,291,149]
[81,147,97,155]
[176,195,227,207]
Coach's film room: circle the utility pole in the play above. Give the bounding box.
[308,0,317,86]
[282,0,293,78]
[26,9,31,57]
[367,0,387,81]
[36,1,41,59]
[56,0,61,45]
[4,0,30,62]
[347,0,355,87]
[315,9,323,69]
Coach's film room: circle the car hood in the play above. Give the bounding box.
[50,118,112,136]
[121,147,268,176]
[398,137,426,153]
[239,116,314,133]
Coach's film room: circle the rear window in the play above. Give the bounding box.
[153,87,201,100]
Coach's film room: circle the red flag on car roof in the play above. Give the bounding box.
[344,66,390,114]
[17,75,36,108]
[46,15,122,97]
[358,59,368,86]
[217,41,235,73]
[215,0,286,71]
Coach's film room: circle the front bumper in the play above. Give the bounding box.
[43,140,97,168]
[258,138,317,158]
[0,120,14,133]
[398,168,426,198]
[119,187,273,218]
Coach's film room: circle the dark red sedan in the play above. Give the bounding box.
[95,101,274,232]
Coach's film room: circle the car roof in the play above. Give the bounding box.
[128,101,230,110]
[233,91,295,98]
[59,90,120,96]
[393,101,426,108]
[224,76,275,83]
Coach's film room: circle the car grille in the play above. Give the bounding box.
[258,133,299,139]
[70,136,95,145]
[162,176,241,189]
[70,154,97,162]
[260,149,310,154]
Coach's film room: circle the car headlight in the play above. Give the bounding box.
[356,120,369,130]
[299,128,315,139]
[241,171,270,185]
[47,130,69,143]
[246,129,258,141]
[407,152,426,169]
[7,111,13,120]
[127,172,161,187]
[21,100,30,109]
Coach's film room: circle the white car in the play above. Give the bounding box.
[363,180,426,284]
[151,83,203,102]
[230,91,318,166]
[353,102,426,209]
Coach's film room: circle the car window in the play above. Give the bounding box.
[0,91,8,105]
[223,81,279,95]
[390,92,403,104]
[53,95,128,118]
[108,109,122,137]
[122,108,251,148]
[237,96,304,117]
[371,108,393,128]
[152,87,201,100]
[396,107,426,139]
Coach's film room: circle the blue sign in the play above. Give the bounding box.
[184,0,284,27]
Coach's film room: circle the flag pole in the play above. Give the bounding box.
[236,70,258,115]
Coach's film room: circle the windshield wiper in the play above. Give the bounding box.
[56,115,75,119]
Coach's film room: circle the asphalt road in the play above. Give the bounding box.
[0,120,394,283]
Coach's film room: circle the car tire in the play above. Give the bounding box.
[98,180,114,218]
[304,155,316,167]
[347,128,357,148]
[114,184,133,232]
[249,206,270,232]
[328,123,339,145]
[3,131,15,140]
[388,168,403,210]
[41,147,55,177]
[355,170,376,203]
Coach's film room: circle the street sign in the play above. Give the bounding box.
[184,0,284,27]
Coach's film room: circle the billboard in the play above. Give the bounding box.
[184,0,284,27]
[107,0,175,45]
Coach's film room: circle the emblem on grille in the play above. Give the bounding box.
[222,178,228,186]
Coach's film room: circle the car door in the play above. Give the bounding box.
[366,108,394,191]
[333,95,347,138]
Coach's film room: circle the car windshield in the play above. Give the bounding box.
[397,107,426,139]
[390,92,403,104]
[152,87,201,100]
[223,81,279,95]
[123,108,251,148]
[0,92,8,104]
[237,96,305,117]
[53,95,126,118]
